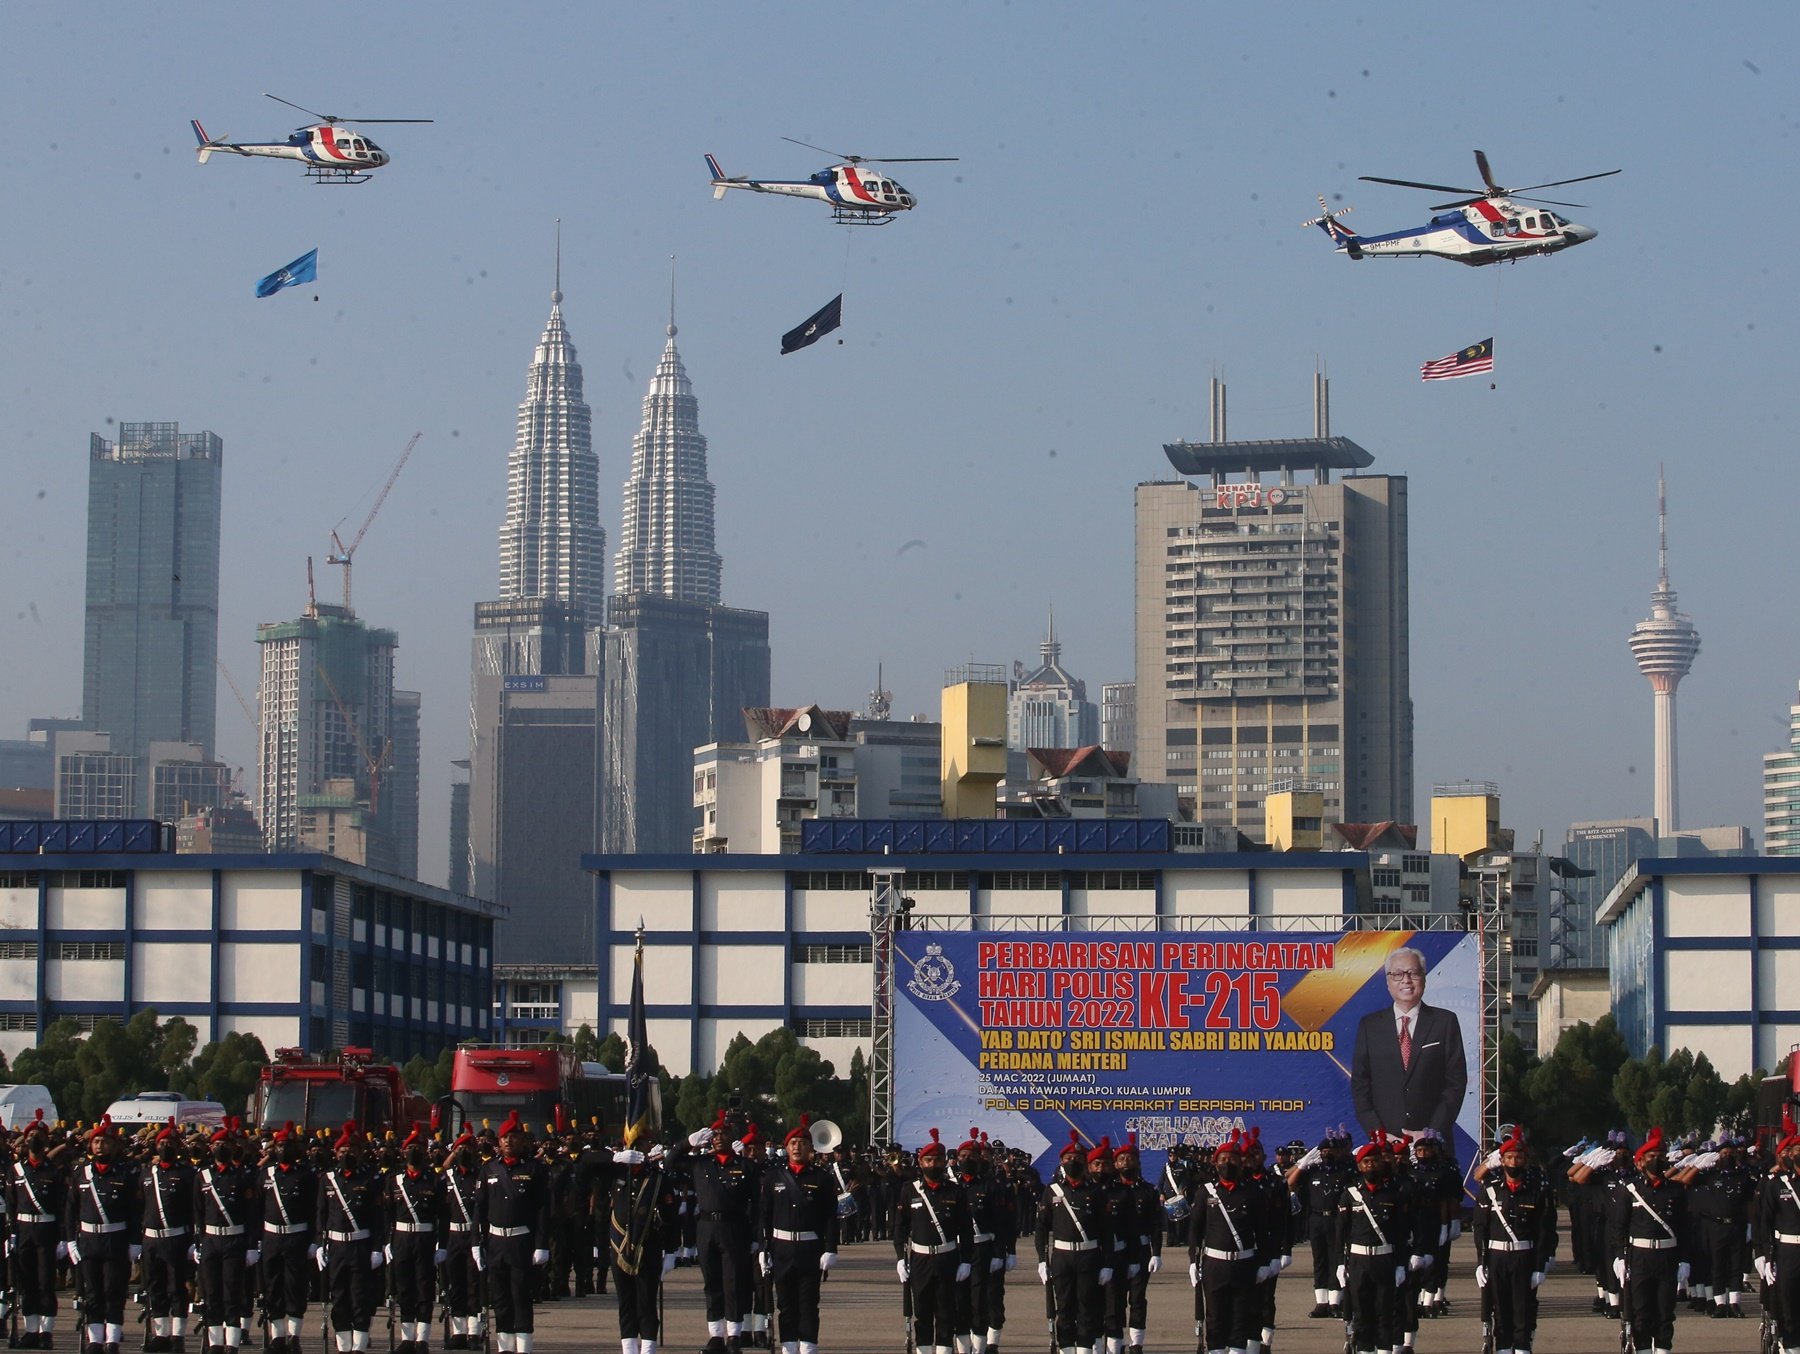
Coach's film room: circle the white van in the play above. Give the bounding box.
[0,1085,57,1130]
[102,1092,227,1130]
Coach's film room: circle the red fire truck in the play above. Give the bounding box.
[250,1047,429,1135]
[445,1045,657,1139]
[1757,1045,1800,1145]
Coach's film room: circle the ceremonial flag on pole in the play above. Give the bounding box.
[781,293,843,354]
[1420,338,1493,381]
[255,249,318,298]
[622,923,652,1146]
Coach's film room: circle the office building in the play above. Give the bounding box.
[1136,376,1411,839]
[996,745,1180,821]
[1101,683,1136,757]
[388,690,421,880]
[1766,683,1800,854]
[941,666,1008,819]
[1007,613,1100,752]
[1558,819,1657,968]
[53,735,232,824]
[1627,470,1701,835]
[82,423,223,806]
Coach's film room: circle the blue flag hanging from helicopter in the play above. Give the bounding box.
[255,248,318,298]
[622,927,653,1146]
[781,293,843,354]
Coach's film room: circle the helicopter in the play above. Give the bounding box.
[706,138,957,224]
[190,94,432,184]
[1305,150,1619,266]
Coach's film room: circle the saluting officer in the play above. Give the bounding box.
[67,1115,141,1354]
[141,1119,198,1353]
[1035,1133,1111,1354]
[956,1130,1016,1354]
[759,1118,839,1354]
[898,1129,973,1354]
[603,1138,678,1354]
[196,1119,259,1354]
[474,1111,550,1354]
[439,1129,485,1351]
[1606,1127,1691,1354]
[689,1111,759,1354]
[1687,1133,1753,1319]
[257,1122,317,1354]
[11,1110,67,1348]
[317,1121,388,1354]
[386,1126,444,1354]
[1285,1127,1353,1319]
[1474,1130,1557,1354]
[1334,1130,1422,1354]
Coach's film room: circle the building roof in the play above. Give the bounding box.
[1595,853,1800,926]
[1332,821,1418,851]
[1027,746,1130,779]
[1162,436,1375,478]
[742,705,856,742]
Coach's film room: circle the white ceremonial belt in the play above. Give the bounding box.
[327,1229,370,1242]
[80,1222,127,1234]
[448,1223,474,1233]
[263,1223,309,1235]
[772,1229,819,1242]
[204,1224,246,1237]
[1777,1232,1800,1245]
[1051,1239,1098,1252]
[144,1228,188,1239]
[14,1214,54,1223]
[1487,1240,1534,1252]
[393,1222,435,1233]
[972,1232,994,1243]
[487,1226,530,1239]
[1349,1243,1392,1256]
[1630,1238,1676,1250]
[909,1241,958,1255]
[1203,1246,1252,1262]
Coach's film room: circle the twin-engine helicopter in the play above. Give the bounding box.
[191,94,431,184]
[707,138,957,224]
[1306,150,1619,266]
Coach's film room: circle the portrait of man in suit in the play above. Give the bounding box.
[1350,945,1468,1143]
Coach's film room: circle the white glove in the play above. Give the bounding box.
[370,1251,384,1271]
[1393,1265,1406,1288]
[472,1246,485,1272]
[1449,1219,1462,1240]
[55,1241,67,1262]
[614,1149,645,1166]
[1475,1264,1487,1288]
[1612,1257,1625,1284]
[1296,1146,1322,1170]
[1147,1255,1162,1275]
[1758,1257,1776,1286]
[1676,1261,1690,1289]
[245,1248,259,1267]
[1437,1223,1449,1245]
[1188,1260,1200,1288]
[662,1254,676,1275]
[820,1252,836,1275]
[1253,1263,1271,1284]
[1098,1267,1113,1286]
[307,1244,320,1265]
[897,1259,911,1283]
[688,1127,713,1149]
[1336,1264,1347,1287]
[314,1245,327,1270]
[1,1238,10,1258]
[129,1244,143,1263]
[1543,1255,1556,1274]
[435,1248,448,1265]
[757,1252,772,1278]
[1128,1263,1140,1279]
[1005,1253,1016,1271]
[955,1262,972,1283]
[1409,1253,1429,1272]
[732,1141,746,1156]
[1037,1260,1049,1285]
[1276,1253,1292,1270]
[383,1245,393,1266]
[66,1241,81,1266]
[988,1257,1003,1273]
[532,1248,550,1266]
[1529,1271,1543,1289]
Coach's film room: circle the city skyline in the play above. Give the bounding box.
[4,7,1796,885]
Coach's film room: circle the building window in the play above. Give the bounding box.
[0,873,41,888]
[57,941,125,961]
[906,872,969,891]
[0,1012,37,1031]
[796,1017,873,1039]
[796,944,872,964]
[0,942,38,960]
[1371,868,1401,889]
[1069,871,1157,890]
[47,871,127,889]
[1515,935,1538,957]
[980,872,1062,890]
[792,871,874,892]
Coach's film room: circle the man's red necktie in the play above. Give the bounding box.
[1399,1014,1413,1071]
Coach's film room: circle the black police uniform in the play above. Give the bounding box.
[68,1148,142,1353]
[604,1156,679,1349]
[258,1150,318,1353]
[957,1159,1017,1354]
[1333,1170,1418,1354]
[1189,1171,1267,1354]
[387,1164,444,1349]
[11,1143,67,1345]
[1034,1168,1110,1354]
[140,1151,198,1351]
[439,1151,484,1349]
[1756,1160,1800,1348]
[195,1154,259,1351]
[1474,1167,1557,1354]
[899,1171,974,1354]
[1687,1153,1752,1315]
[475,1146,549,1347]
[760,1156,839,1350]
[1605,1164,1691,1354]
[317,1158,387,1349]
[691,1149,759,1350]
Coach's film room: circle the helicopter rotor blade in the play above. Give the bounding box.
[1507,168,1622,193]
[782,136,850,161]
[1428,197,1486,211]
[859,156,959,163]
[1474,150,1501,195]
[265,92,334,123]
[334,118,435,124]
[1361,175,1485,195]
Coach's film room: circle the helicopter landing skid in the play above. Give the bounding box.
[306,167,374,185]
[831,205,897,225]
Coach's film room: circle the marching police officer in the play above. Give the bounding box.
[956,1130,1015,1354]
[899,1130,973,1354]
[67,1116,141,1354]
[1606,1127,1691,1354]
[759,1118,839,1354]
[1035,1133,1111,1354]
[257,1122,317,1354]
[386,1127,443,1354]
[439,1129,485,1351]
[475,1112,550,1354]
[689,1112,759,1354]
[318,1121,388,1354]
[1335,1131,1423,1354]
[603,1138,678,1354]
[1474,1130,1557,1354]
[1755,1124,1800,1354]
[141,1119,198,1353]
[1107,1137,1158,1354]
[1188,1131,1269,1354]
[196,1120,259,1354]
[11,1111,67,1348]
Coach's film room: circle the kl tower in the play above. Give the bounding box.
[1627,468,1701,835]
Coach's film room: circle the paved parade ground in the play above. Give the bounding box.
[501,1246,1765,1354]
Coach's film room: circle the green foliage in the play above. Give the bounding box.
[572,1024,602,1064]
[401,1047,455,1103]
[175,1032,269,1113]
[1519,1016,1632,1144]
[1721,1070,1765,1139]
[592,1032,626,1071]
[1611,1045,1728,1138]
[1496,1031,1540,1129]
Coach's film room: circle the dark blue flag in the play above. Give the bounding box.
[623,925,652,1146]
[781,293,843,354]
[256,249,318,298]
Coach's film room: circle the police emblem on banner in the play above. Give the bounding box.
[906,943,961,1001]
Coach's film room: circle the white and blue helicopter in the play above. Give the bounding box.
[191,94,431,184]
[706,138,957,224]
[1306,151,1618,266]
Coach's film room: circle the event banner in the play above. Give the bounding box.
[893,929,1481,1178]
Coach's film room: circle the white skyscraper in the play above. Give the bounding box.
[1627,470,1701,835]
[613,313,721,605]
[496,249,605,629]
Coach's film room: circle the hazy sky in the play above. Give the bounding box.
[5,3,1797,886]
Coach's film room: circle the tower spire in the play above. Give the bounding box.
[1657,461,1669,591]
[668,254,677,338]
[1628,468,1701,835]
[552,218,562,306]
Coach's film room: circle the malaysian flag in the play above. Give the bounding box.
[622,922,653,1146]
[1420,338,1494,381]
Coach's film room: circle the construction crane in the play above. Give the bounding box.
[327,431,421,614]
[314,662,389,816]
[216,658,258,732]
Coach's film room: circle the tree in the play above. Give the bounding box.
[401,1048,454,1103]
[572,1024,602,1064]
[10,1017,86,1120]
[177,1032,269,1114]
[592,1033,626,1071]
[1496,1032,1540,1130]
[1521,1016,1632,1146]
[1721,1070,1765,1139]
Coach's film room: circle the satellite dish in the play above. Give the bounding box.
[797,712,812,733]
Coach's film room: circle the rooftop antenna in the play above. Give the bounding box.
[552,218,562,305]
[668,254,677,338]
[868,661,893,722]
